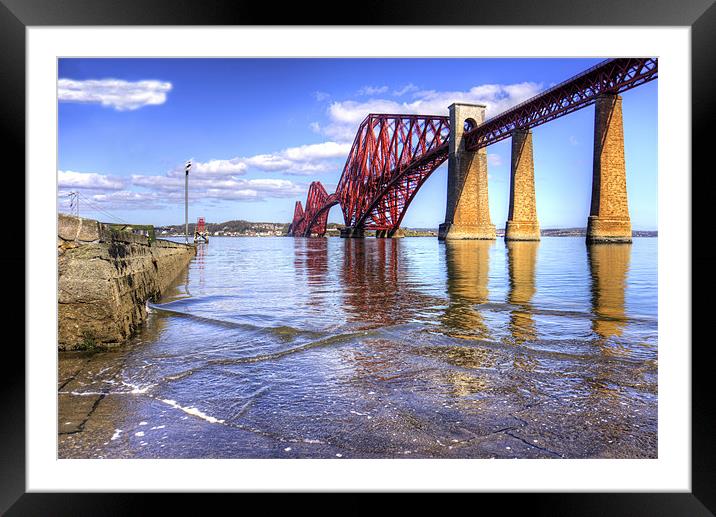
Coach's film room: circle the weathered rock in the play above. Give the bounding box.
[58,213,103,243]
[58,215,196,350]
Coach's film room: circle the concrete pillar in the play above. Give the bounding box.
[587,94,632,243]
[438,103,496,240]
[505,129,540,241]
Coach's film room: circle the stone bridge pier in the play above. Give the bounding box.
[439,103,496,240]
[587,93,632,243]
[440,94,632,244]
[505,128,540,241]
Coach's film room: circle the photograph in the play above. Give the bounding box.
[56,56,659,461]
[2,3,708,509]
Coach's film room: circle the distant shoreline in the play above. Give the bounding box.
[152,219,656,238]
[159,230,658,238]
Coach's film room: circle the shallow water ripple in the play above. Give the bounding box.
[59,236,657,459]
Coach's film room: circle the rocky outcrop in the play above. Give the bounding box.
[58,214,196,350]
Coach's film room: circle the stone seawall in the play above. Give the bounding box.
[58,214,196,350]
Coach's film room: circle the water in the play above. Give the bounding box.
[58,236,657,458]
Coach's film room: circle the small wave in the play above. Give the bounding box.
[147,303,325,340]
[225,385,271,421]
[152,294,239,308]
[121,381,152,394]
[59,391,108,396]
[411,333,656,368]
[163,370,195,382]
[160,399,225,424]
[204,330,374,366]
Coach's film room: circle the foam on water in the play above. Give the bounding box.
[160,399,225,424]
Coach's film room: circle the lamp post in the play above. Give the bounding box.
[185,160,191,244]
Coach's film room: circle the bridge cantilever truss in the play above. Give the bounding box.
[286,200,304,236]
[463,57,658,151]
[291,181,340,237]
[288,57,657,238]
[337,114,451,233]
[289,114,450,237]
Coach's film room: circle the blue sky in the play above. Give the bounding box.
[58,58,657,229]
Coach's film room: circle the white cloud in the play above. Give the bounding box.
[58,170,125,190]
[358,85,389,96]
[131,175,184,190]
[131,173,305,202]
[180,141,352,178]
[569,135,579,146]
[196,177,305,201]
[191,159,248,177]
[314,91,330,102]
[63,138,348,211]
[320,82,543,143]
[327,99,402,125]
[393,83,419,96]
[64,190,164,211]
[58,78,172,111]
[204,188,260,200]
[322,123,360,143]
[58,167,308,212]
[57,80,545,213]
[243,154,295,172]
[91,190,160,203]
[241,178,305,197]
[249,141,350,175]
[282,141,351,161]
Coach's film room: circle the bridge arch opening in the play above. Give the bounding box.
[464,118,478,132]
[304,198,341,237]
[321,202,344,237]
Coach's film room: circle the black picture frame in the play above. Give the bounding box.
[3,0,712,514]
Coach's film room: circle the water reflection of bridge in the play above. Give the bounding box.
[339,239,439,327]
[294,237,633,345]
[507,241,539,344]
[442,240,493,340]
[588,243,632,344]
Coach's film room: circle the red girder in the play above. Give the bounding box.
[302,194,339,237]
[292,181,339,237]
[337,114,450,233]
[463,57,658,151]
[288,58,657,237]
[288,201,304,236]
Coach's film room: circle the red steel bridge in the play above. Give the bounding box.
[288,57,657,238]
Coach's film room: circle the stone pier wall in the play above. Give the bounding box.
[58,214,196,350]
[505,129,540,241]
[439,103,496,240]
[587,94,632,243]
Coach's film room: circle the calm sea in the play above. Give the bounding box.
[59,236,657,458]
